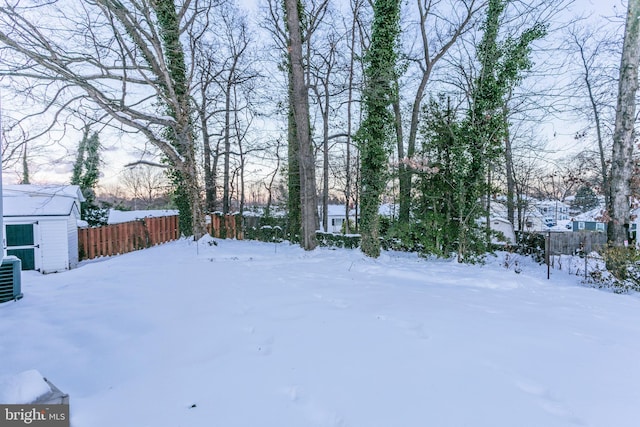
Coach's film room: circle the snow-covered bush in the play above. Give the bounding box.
[316,232,360,249]
[592,247,640,294]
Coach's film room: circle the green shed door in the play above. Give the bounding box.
[7,249,35,270]
[7,224,34,246]
[6,224,36,270]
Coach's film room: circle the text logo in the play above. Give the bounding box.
[0,405,69,427]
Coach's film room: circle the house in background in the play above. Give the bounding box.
[572,221,607,233]
[322,204,350,233]
[3,185,84,273]
[570,207,608,233]
[491,197,572,232]
[321,203,397,234]
[535,200,570,225]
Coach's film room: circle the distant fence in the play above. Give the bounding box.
[78,214,247,261]
[546,231,607,255]
[208,214,242,239]
[78,215,179,260]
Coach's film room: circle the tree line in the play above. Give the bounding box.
[0,0,638,259]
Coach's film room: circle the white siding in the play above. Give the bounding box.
[67,216,79,269]
[491,220,516,243]
[326,216,344,233]
[38,219,69,273]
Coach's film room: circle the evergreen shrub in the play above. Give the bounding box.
[316,232,360,249]
[591,247,640,293]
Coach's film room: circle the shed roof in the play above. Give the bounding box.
[3,184,84,217]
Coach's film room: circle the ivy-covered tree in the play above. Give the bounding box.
[411,0,545,262]
[71,129,108,226]
[470,0,545,237]
[357,0,401,258]
[0,0,207,238]
[154,0,200,237]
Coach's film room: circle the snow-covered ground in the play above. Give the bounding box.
[1,239,639,426]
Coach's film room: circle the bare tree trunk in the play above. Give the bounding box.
[572,27,611,211]
[503,101,515,227]
[591,91,610,211]
[345,79,353,234]
[239,156,246,216]
[223,81,232,214]
[323,108,329,232]
[344,0,364,234]
[314,45,336,233]
[609,0,640,247]
[200,93,217,213]
[392,79,405,223]
[285,0,318,250]
[264,139,282,216]
[21,141,29,184]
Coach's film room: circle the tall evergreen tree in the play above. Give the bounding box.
[357,0,401,258]
[71,129,107,226]
[415,97,474,258]
[572,185,599,213]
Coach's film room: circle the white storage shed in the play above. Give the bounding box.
[2,185,84,273]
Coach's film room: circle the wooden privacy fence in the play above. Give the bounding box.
[546,231,607,255]
[208,214,242,239]
[78,215,179,260]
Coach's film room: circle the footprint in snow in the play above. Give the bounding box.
[255,336,274,356]
[375,314,430,340]
[280,386,346,427]
[313,293,350,309]
[514,380,585,425]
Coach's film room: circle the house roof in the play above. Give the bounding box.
[324,204,349,217]
[573,206,607,222]
[347,203,397,218]
[2,184,84,217]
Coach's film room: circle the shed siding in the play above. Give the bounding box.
[67,216,79,269]
[39,220,69,273]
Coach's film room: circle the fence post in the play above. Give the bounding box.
[78,228,86,261]
[585,253,588,281]
[546,230,551,280]
[173,215,178,239]
[88,228,95,260]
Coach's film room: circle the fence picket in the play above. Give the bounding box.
[78,215,180,261]
[77,214,241,261]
